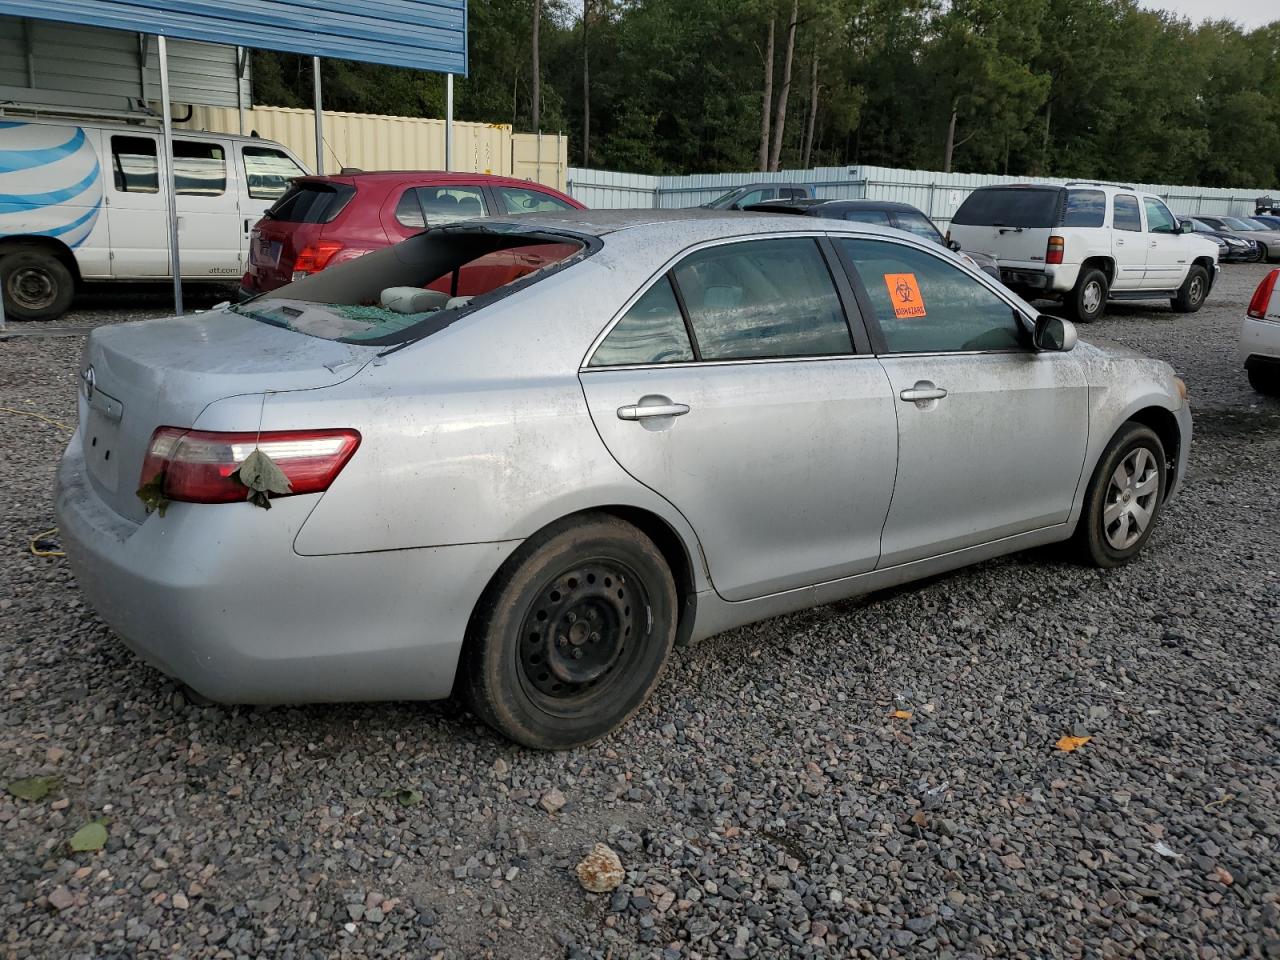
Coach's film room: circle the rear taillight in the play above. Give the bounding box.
[1247,269,1278,320]
[292,240,345,280]
[1046,235,1065,265]
[139,427,361,506]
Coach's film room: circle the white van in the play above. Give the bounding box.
[0,118,308,321]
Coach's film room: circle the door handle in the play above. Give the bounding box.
[244,218,252,234]
[1150,240,1159,247]
[1116,239,1125,246]
[617,401,690,421]
[899,382,948,403]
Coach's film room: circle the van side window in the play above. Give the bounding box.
[1113,195,1142,232]
[111,136,158,193]
[173,140,225,196]
[242,147,306,200]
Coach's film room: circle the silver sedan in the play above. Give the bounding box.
[56,210,1191,748]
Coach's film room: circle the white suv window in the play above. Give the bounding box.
[1143,198,1178,234]
[1114,195,1142,232]
[1063,190,1105,227]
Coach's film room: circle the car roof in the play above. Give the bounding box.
[447,207,917,243]
[301,170,566,189]
[747,198,925,214]
[6,116,283,146]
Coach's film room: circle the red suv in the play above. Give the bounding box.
[240,172,585,297]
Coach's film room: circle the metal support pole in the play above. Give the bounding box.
[236,46,247,136]
[312,56,324,174]
[445,74,454,171]
[158,35,183,316]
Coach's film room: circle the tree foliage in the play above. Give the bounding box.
[252,0,1280,186]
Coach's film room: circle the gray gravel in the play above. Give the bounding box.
[2,268,1278,959]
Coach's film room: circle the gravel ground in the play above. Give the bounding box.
[2,267,1278,960]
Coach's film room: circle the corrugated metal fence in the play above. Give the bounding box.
[182,105,569,191]
[567,165,1276,223]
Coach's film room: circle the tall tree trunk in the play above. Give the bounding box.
[943,98,958,173]
[769,0,799,171]
[582,0,591,166]
[531,0,542,131]
[801,50,818,169]
[1039,97,1053,175]
[758,16,775,173]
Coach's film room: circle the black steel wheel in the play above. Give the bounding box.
[464,514,677,749]
[0,246,75,322]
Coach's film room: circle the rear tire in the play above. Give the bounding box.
[463,513,677,749]
[0,246,76,322]
[1171,265,1209,313]
[1073,422,1168,568]
[1248,365,1280,396]
[1067,268,1107,323]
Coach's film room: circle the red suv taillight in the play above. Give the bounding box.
[292,240,345,279]
[1046,235,1065,265]
[1247,268,1278,320]
[139,428,361,505]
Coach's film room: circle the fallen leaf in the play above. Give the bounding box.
[389,788,422,807]
[1055,735,1091,752]
[5,776,59,801]
[1211,866,1233,885]
[69,822,108,852]
[1152,841,1181,860]
[890,710,913,720]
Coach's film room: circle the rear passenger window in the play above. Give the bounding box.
[672,238,852,360]
[841,238,1023,354]
[1063,190,1105,227]
[1114,195,1142,232]
[396,186,487,228]
[111,136,158,193]
[495,187,575,215]
[173,140,225,196]
[589,277,693,367]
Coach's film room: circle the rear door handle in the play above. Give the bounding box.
[617,401,690,421]
[1116,239,1125,246]
[899,383,948,402]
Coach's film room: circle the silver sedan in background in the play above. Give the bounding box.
[56,210,1191,748]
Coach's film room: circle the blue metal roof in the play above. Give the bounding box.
[0,1,468,75]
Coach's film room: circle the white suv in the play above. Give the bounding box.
[948,182,1220,322]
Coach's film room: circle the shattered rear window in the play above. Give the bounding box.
[231,225,592,345]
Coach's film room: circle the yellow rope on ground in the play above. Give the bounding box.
[29,528,65,558]
[0,405,72,433]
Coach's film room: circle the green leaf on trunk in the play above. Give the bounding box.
[230,448,292,510]
[136,473,169,517]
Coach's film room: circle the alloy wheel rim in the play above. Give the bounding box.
[517,559,648,714]
[1082,281,1102,313]
[1103,447,1159,550]
[8,267,56,311]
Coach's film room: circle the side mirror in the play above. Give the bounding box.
[1033,314,1077,352]
[947,239,962,252]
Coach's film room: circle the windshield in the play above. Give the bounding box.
[231,226,590,345]
[1242,218,1274,230]
[1223,217,1258,231]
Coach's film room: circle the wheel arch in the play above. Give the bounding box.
[1123,405,1181,502]
[1080,255,1116,286]
[461,505,701,674]
[0,235,83,282]
[1191,256,1216,290]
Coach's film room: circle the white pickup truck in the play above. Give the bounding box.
[0,118,307,321]
[948,182,1220,322]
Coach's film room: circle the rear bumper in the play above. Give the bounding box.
[1239,316,1280,365]
[55,439,518,704]
[999,264,1076,295]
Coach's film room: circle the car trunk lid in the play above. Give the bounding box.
[77,309,379,523]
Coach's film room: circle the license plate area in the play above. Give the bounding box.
[84,407,122,492]
[250,237,282,268]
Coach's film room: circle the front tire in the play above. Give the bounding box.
[1067,268,1107,323]
[0,246,76,322]
[1172,265,1209,313]
[1073,423,1168,568]
[463,514,677,749]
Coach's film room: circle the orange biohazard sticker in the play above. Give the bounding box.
[884,273,926,319]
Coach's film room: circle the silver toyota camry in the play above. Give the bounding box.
[56,210,1191,748]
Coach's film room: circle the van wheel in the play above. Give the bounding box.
[463,514,677,749]
[1067,268,1107,323]
[1073,422,1167,568]
[0,247,76,321]
[1171,265,1208,313]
